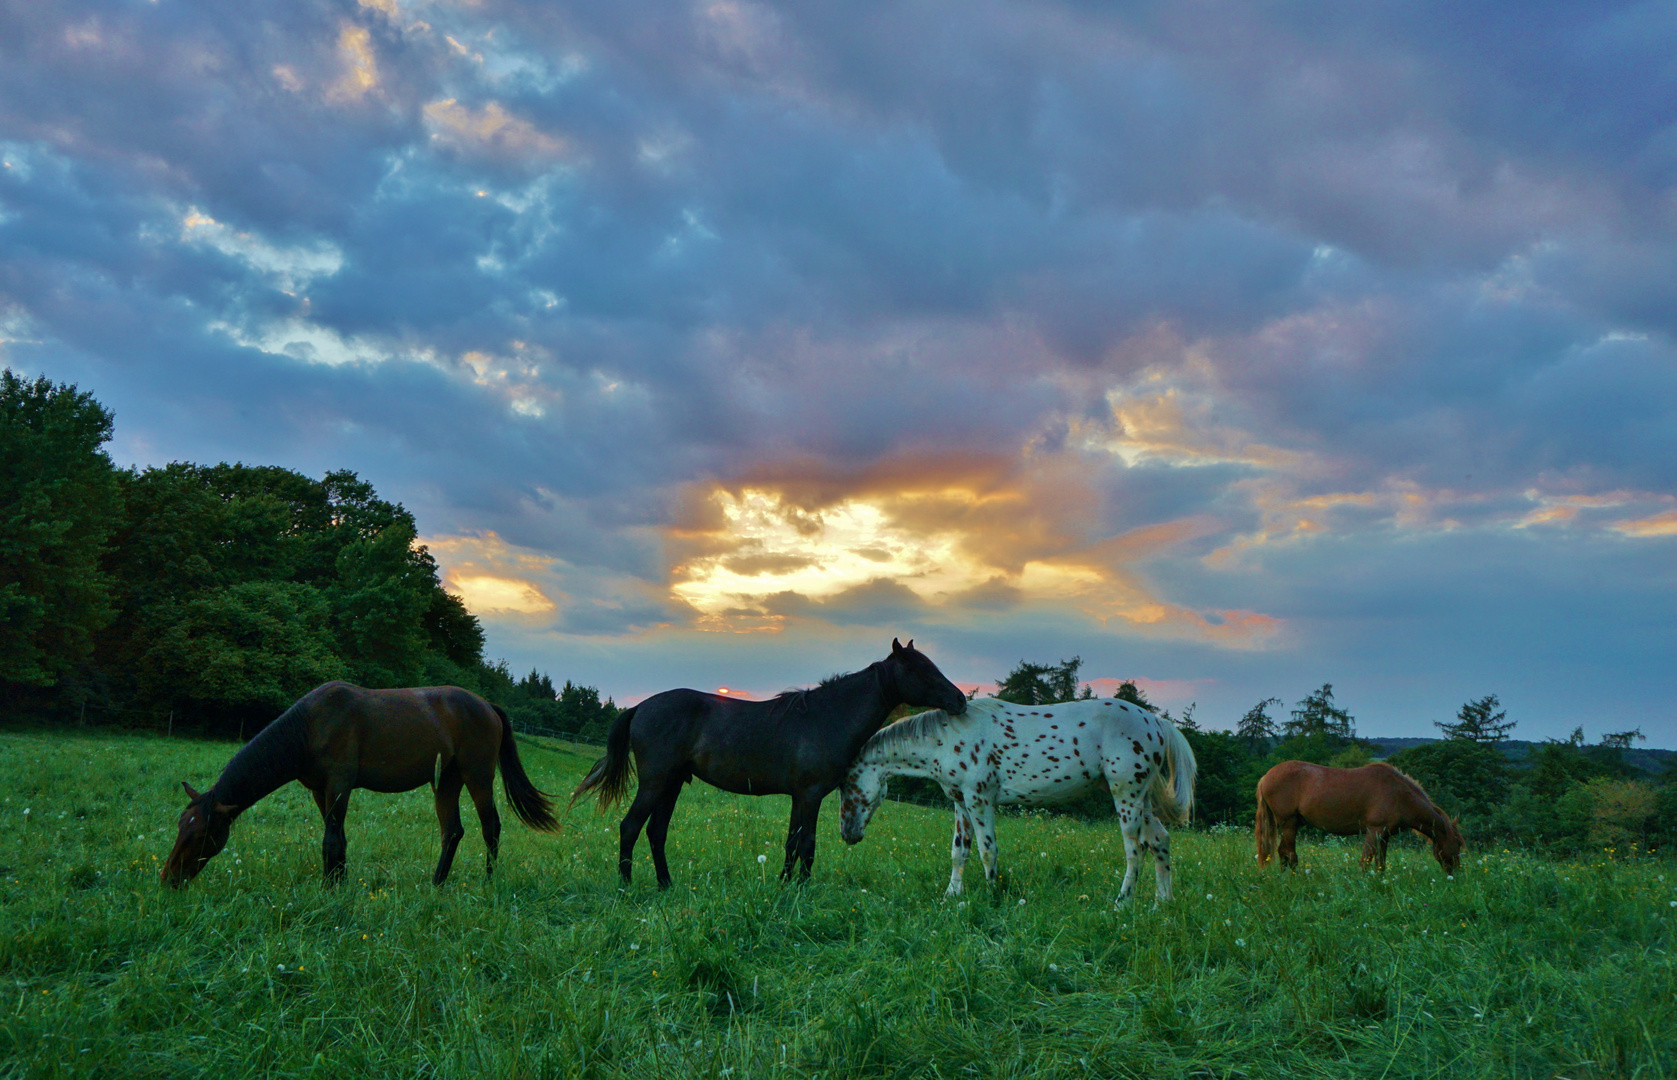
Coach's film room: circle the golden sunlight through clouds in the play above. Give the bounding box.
[672,488,977,614]
[426,533,559,616]
[671,486,1278,646]
[448,574,556,614]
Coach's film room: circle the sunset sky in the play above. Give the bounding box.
[3,1,1674,740]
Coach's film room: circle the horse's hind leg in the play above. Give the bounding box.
[432,764,467,886]
[1143,811,1174,903]
[1114,804,1145,903]
[618,782,661,885]
[1278,819,1301,870]
[644,777,685,890]
[968,790,999,887]
[466,772,502,880]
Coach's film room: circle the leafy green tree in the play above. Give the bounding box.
[1388,739,1512,824]
[1600,729,1645,750]
[0,372,121,687]
[1179,727,1249,826]
[1235,697,1282,753]
[137,581,346,724]
[329,517,434,687]
[1436,694,1514,744]
[423,588,485,668]
[994,657,1088,705]
[102,461,484,728]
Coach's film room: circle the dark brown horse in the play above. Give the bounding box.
[162,682,558,887]
[1255,760,1463,874]
[572,638,967,887]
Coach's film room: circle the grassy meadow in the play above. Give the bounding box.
[1,728,1674,1080]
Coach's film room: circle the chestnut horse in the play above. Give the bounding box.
[162,682,558,887]
[1255,760,1463,874]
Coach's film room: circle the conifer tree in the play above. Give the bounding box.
[1435,693,1514,744]
[1284,684,1354,740]
[1236,697,1282,751]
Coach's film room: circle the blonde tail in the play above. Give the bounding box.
[1255,796,1277,867]
[1148,717,1198,826]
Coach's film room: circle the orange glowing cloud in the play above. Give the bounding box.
[665,450,1282,648]
[425,532,561,617]
[1615,510,1677,538]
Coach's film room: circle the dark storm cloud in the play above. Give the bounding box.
[3,0,1675,736]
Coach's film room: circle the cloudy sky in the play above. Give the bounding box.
[4,0,1674,741]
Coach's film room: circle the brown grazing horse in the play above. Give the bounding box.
[162,682,558,887]
[1255,760,1463,874]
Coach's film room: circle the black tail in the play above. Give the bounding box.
[570,705,637,812]
[493,705,559,832]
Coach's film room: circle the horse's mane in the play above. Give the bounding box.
[1367,760,1455,826]
[765,664,874,717]
[866,705,959,755]
[211,700,312,807]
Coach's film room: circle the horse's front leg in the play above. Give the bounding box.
[781,792,821,882]
[320,784,352,886]
[1359,827,1380,871]
[946,805,974,896]
[1376,830,1391,872]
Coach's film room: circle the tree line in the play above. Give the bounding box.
[1,372,615,740]
[980,656,1677,857]
[7,372,1673,854]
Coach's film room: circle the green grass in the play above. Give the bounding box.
[1,728,1673,1080]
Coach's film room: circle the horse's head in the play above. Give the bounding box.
[161,783,241,887]
[839,760,888,846]
[883,638,967,715]
[1433,817,1464,876]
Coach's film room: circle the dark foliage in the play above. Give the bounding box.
[993,656,1092,706]
[0,376,606,739]
[0,372,121,688]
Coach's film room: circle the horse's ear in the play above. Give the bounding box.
[182,782,201,801]
[892,637,904,654]
[906,638,914,651]
[212,801,241,817]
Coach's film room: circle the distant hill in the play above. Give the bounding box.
[1364,736,1674,775]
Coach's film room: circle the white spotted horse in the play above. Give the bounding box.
[839,696,1197,903]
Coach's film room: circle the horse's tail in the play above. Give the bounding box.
[1255,792,1277,866]
[570,705,637,812]
[493,704,560,832]
[1149,716,1197,826]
